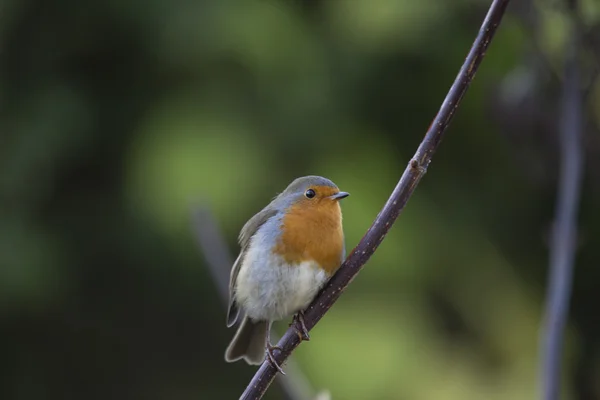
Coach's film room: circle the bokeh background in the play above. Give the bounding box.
[2,0,600,399]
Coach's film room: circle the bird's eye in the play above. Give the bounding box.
[305,189,316,199]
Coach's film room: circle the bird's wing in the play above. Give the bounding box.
[226,207,278,327]
[226,252,244,327]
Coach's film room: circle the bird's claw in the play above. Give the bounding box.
[266,344,285,375]
[290,310,310,342]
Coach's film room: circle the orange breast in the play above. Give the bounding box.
[273,197,344,275]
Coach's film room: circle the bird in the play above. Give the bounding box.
[224,175,349,373]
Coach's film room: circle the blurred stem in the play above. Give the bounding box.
[239,1,512,399]
[191,205,323,400]
[539,3,584,400]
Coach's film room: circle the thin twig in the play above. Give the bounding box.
[191,205,328,400]
[239,1,512,399]
[539,2,584,399]
[192,206,233,302]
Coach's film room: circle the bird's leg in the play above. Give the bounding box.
[290,309,310,342]
[265,323,285,375]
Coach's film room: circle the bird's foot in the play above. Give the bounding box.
[290,310,310,342]
[265,343,285,375]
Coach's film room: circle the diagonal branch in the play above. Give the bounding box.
[240,0,512,399]
[539,1,585,399]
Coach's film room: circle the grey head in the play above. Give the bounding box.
[238,175,349,248]
[270,175,350,211]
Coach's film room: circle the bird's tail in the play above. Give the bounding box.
[225,316,267,365]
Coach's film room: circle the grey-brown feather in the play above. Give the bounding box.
[224,316,268,365]
[238,207,278,250]
[227,207,278,327]
[226,253,243,327]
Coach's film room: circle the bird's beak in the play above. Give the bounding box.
[329,191,350,201]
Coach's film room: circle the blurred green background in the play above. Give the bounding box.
[2,0,600,399]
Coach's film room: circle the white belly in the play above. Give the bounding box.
[235,239,329,322]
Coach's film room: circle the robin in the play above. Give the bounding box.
[224,175,349,373]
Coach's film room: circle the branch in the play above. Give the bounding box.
[192,206,233,303]
[190,205,329,400]
[539,2,585,399]
[240,1,512,399]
